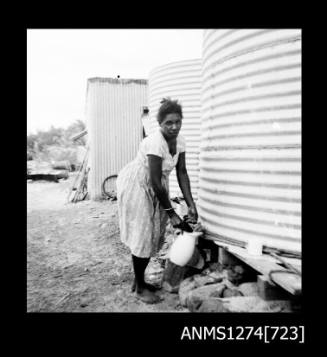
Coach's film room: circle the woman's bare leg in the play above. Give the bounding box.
[131,255,161,304]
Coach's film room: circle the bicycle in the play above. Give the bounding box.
[102,174,118,200]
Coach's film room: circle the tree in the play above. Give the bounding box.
[27,133,38,150]
[64,119,87,146]
[26,119,87,161]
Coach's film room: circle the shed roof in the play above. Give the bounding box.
[87,77,148,85]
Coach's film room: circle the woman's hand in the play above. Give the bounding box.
[186,203,198,223]
[169,211,183,227]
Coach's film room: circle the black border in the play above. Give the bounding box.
[21,23,313,349]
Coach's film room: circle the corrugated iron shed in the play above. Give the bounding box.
[85,77,148,200]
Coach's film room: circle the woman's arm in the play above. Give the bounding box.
[176,152,198,222]
[176,152,194,207]
[148,154,182,226]
[148,154,172,209]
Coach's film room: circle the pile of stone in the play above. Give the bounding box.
[178,263,294,313]
[143,220,298,312]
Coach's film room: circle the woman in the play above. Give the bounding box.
[117,98,198,304]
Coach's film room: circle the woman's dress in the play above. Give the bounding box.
[116,129,185,257]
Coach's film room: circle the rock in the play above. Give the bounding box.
[179,271,226,306]
[207,270,226,281]
[193,274,220,286]
[208,262,222,272]
[234,265,245,275]
[233,296,293,312]
[222,288,243,298]
[223,278,238,289]
[209,291,223,298]
[100,223,108,229]
[179,276,198,306]
[196,299,223,312]
[185,282,227,310]
[227,267,245,285]
[201,268,211,276]
[227,268,238,283]
[190,296,293,313]
[238,282,259,296]
[209,285,226,298]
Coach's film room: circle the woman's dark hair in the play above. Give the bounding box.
[157,97,183,124]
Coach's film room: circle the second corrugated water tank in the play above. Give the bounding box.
[148,59,202,200]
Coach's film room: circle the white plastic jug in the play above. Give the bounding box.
[169,231,203,267]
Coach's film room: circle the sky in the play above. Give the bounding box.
[27,29,204,135]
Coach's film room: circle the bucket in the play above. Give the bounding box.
[169,231,203,267]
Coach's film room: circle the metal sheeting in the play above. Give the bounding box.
[86,78,148,200]
[199,29,301,253]
[148,59,202,200]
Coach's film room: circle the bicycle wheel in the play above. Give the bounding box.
[102,174,118,199]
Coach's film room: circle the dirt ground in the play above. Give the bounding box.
[27,174,188,312]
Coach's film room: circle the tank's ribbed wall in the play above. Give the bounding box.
[86,78,148,200]
[199,29,301,253]
[148,59,202,200]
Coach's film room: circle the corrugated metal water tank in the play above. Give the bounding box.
[86,78,148,200]
[148,59,202,199]
[199,29,301,253]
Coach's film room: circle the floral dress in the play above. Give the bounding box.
[116,129,186,258]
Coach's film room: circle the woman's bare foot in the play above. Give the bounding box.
[131,279,161,292]
[135,288,162,304]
